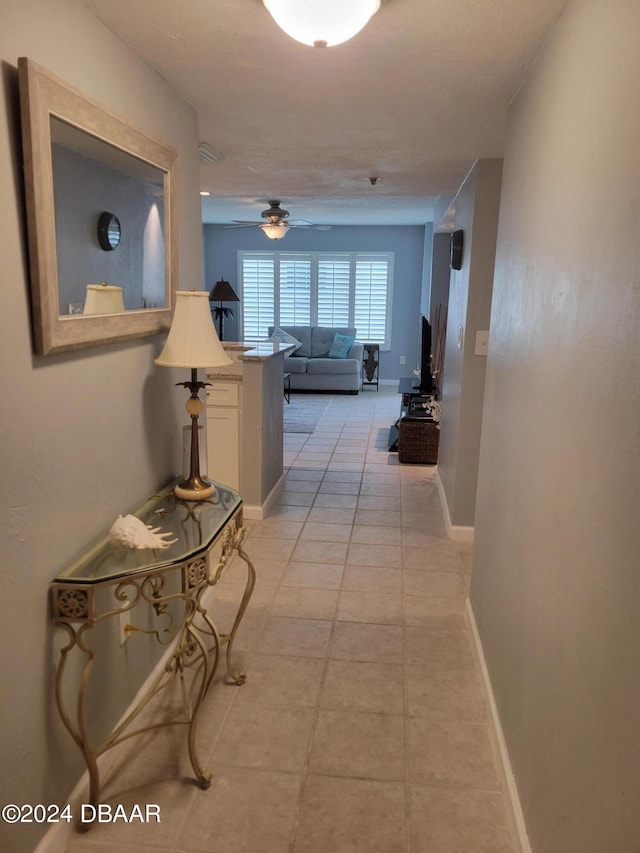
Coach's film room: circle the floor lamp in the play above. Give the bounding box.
[209,278,239,341]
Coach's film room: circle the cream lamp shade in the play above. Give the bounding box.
[260,221,289,240]
[83,283,125,314]
[262,0,380,48]
[155,290,232,369]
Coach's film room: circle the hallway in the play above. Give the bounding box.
[64,387,516,853]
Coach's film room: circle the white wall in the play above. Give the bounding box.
[429,232,451,320]
[420,222,434,318]
[471,2,640,850]
[0,1,201,849]
[437,159,502,530]
[429,231,452,380]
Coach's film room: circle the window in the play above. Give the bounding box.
[279,257,311,326]
[238,251,394,347]
[317,258,350,327]
[241,255,275,340]
[354,256,390,344]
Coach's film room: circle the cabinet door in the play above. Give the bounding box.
[206,408,240,490]
[206,382,239,407]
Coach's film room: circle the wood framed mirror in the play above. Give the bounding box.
[18,58,178,355]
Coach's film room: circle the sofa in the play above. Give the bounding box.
[268,325,363,393]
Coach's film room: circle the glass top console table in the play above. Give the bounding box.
[50,479,255,825]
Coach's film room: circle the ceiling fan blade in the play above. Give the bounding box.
[289,224,332,231]
[224,202,331,232]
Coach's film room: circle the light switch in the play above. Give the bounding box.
[475,331,489,356]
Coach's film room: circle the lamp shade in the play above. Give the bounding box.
[155,291,232,368]
[263,0,380,47]
[260,221,289,240]
[83,283,125,314]
[209,278,239,302]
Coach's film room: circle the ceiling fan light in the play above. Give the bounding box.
[262,0,380,48]
[260,221,289,240]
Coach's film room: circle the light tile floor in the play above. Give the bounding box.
[64,387,517,853]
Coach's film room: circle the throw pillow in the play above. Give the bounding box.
[268,326,302,353]
[328,333,355,359]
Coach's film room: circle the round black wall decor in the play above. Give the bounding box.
[97,212,121,251]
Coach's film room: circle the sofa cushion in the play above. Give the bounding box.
[311,326,357,358]
[269,326,312,358]
[328,333,356,359]
[283,355,309,374]
[307,357,359,375]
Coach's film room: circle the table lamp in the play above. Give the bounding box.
[155,290,232,501]
[83,283,125,314]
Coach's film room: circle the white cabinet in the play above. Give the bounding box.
[205,380,241,490]
[205,343,288,517]
[206,382,239,408]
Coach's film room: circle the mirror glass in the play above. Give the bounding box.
[51,117,167,316]
[18,58,178,355]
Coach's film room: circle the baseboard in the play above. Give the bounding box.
[449,524,475,542]
[434,469,474,542]
[465,599,532,853]
[35,586,216,853]
[435,468,452,531]
[243,471,286,519]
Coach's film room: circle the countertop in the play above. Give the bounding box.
[206,340,294,379]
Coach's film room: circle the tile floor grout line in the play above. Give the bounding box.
[285,413,350,853]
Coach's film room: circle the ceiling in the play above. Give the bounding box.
[82,0,566,227]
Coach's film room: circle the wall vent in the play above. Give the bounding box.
[199,142,224,163]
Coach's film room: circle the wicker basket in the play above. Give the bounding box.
[398,416,439,464]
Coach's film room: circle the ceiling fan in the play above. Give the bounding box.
[225,200,331,240]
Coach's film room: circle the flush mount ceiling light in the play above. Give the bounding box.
[262,0,381,48]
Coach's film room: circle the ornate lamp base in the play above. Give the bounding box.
[174,479,215,502]
[176,368,214,503]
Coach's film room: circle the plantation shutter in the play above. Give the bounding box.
[241,254,275,339]
[279,255,312,325]
[317,257,350,327]
[240,251,393,348]
[354,256,391,347]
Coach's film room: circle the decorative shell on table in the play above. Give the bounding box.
[108,514,178,550]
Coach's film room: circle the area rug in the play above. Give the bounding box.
[283,394,330,433]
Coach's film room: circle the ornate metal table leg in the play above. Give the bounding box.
[181,611,214,789]
[224,540,256,685]
[178,560,221,790]
[54,622,101,827]
[209,519,256,685]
